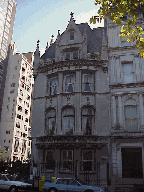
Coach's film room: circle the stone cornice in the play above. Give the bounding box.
[108,45,137,53]
[111,131,144,138]
[37,59,108,73]
[110,82,144,89]
[33,92,110,100]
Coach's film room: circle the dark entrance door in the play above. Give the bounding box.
[122,147,143,178]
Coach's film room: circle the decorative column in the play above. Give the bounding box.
[112,95,116,128]
[112,142,117,176]
[57,72,63,134]
[75,70,81,134]
[139,94,144,130]
[58,72,63,94]
[118,95,122,127]
[117,143,122,179]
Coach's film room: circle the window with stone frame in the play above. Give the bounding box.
[73,52,78,59]
[65,52,70,60]
[70,31,74,40]
[50,77,57,95]
[62,150,73,172]
[65,75,75,93]
[82,107,94,135]
[82,150,93,171]
[62,108,74,134]
[122,63,134,84]
[46,109,56,135]
[82,74,94,92]
[124,99,138,132]
[45,150,55,170]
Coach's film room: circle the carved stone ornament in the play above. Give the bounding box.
[116,143,121,151]
[39,60,44,67]
[102,62,108,72]
[87,97,90,105]
[134,53,139,58]
[67,95,70,103]
[50,97,52,104]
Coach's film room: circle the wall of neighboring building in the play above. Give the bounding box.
[107,14,144,185]
[0,45,33,162]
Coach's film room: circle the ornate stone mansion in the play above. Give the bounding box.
[31,12,144,191]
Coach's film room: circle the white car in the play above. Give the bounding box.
[0,174,32,192]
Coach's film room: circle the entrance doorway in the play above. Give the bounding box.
[121,147,143,178]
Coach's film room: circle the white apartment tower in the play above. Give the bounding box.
[0,0,17,122]
[0,43,34,162]
[0,0,16,59]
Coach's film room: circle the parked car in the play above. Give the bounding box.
[42,178,104,192]
[0,173,32,192]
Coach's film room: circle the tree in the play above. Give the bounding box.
[90,0,144,58]
[0,147,8,162]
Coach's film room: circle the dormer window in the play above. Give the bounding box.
[70,31,74,40]
[65,53,70,60]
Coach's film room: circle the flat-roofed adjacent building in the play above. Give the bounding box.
[0,43,34,162]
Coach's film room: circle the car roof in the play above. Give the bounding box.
[57,178,74,179]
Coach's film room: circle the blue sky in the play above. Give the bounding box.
[13,0,104,55]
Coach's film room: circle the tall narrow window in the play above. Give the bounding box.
[70,31,74,40]
[50,78,57,95]
[73,52,78,59]
[62,150,73,171]
[122,63,134,83]
[82,108,94,135]
[45,151,55,170]
[14,138,19,152]
[65,75,74,93]
[46,109,56,135]
[82,74,94,92]
[62,108,74,133]
[65,53,70,60]
[124,99,138,131]
[82,151,93,171]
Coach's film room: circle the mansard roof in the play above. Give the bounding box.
[41,23,104,60]
[41,42,56,59]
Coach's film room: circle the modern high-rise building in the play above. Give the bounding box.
[0,0,17,121]
[0,43,34,162]
[0,0,16,60]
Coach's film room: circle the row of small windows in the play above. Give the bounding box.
[49,74,94,95]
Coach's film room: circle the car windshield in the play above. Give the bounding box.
[6,175,17,181]
[76,179,86,185]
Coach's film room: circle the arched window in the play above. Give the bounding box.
[124,99,138,131]
[82,107,94,135]
[46,109,56,135]
[62,108,74,133]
